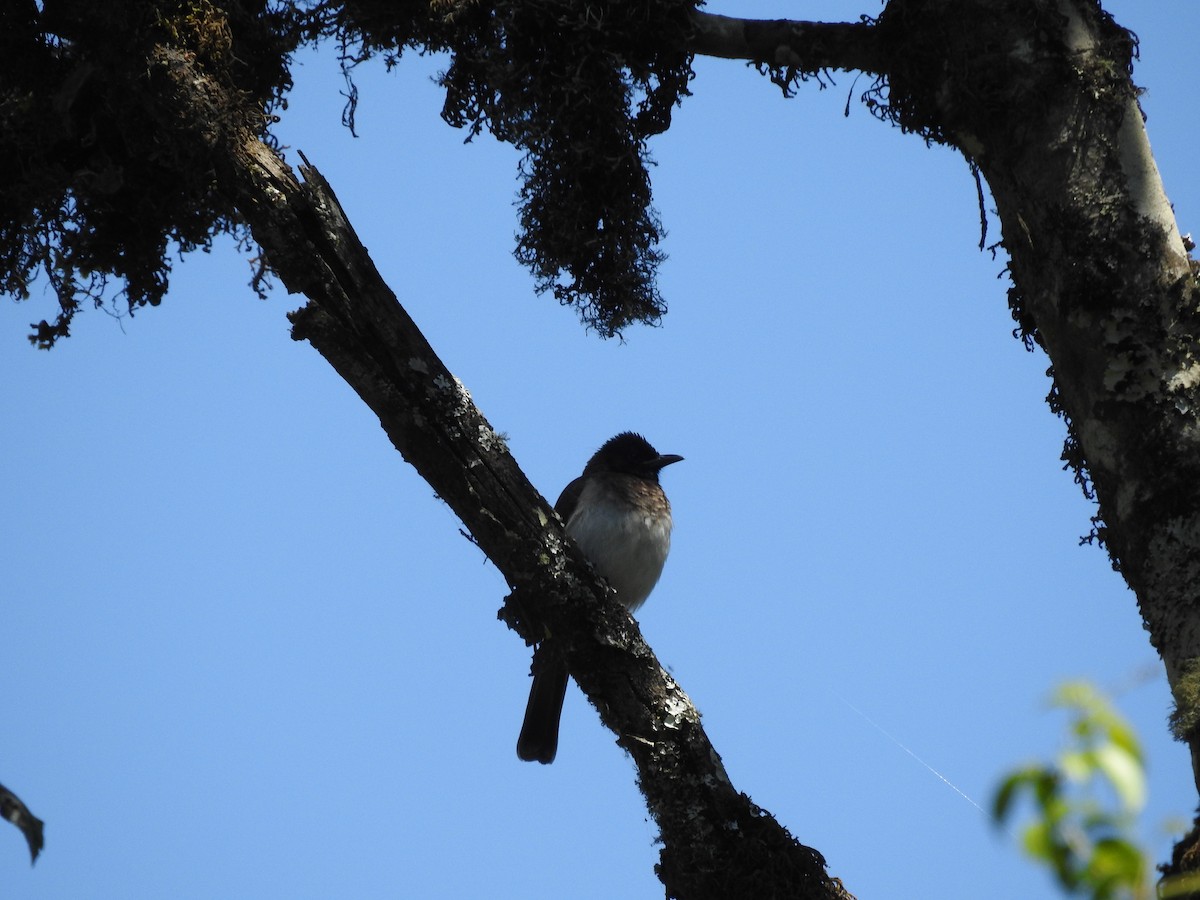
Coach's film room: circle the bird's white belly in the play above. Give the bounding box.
[566,503,672,613]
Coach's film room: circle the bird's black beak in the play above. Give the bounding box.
[654,454,684,471]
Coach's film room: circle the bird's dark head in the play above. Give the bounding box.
[585,432,684,481]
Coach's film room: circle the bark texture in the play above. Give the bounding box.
[689,0,1200,886]
[874,0,1200,886]
[942,2,1200,697]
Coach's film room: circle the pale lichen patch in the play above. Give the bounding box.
[1167,363,1200,394]
[1103,353,1136,392]
[662,694,693,731]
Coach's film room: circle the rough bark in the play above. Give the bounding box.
[876,0,1200,885]
[952,2,1198,697]
[688,0,1200,887]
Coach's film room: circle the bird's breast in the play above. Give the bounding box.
[565,489,672,613]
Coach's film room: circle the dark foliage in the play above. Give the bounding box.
[2,0,696,344]
[0,0,299,346]
[335,0,696,336]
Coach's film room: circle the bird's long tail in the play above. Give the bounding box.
[517,649,569,764]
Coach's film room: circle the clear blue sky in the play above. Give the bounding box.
[3,3,1196,898]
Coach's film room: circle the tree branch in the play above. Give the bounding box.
[688,10,885,75]
[868,2,1200,871]
[151,43,853,900]
[1,782,43,865]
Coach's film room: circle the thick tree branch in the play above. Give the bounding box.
[871,0,1200,881]
[151,43,851,900]
[696,0,1200,881]
[688,10,885,75]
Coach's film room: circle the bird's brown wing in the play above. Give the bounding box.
[554,474,587,524]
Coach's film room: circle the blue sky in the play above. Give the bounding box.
[2,3,1196,898]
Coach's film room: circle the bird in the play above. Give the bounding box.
[517,432,683,764]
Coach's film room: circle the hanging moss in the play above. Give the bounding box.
[3,1,695,343]
[338,0,696,337]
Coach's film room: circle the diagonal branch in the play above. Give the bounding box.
[255,145,850,900]
[151,43,853,900]
[688,10,885,74]
[1,782,44,864]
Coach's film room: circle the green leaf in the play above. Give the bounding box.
[1085,837,1146,898]
[1033,769,1061,808]
[1021,820,1055,863]
[1060,748,1094,783]
[992,772,1022,824]
[1105,717,1144,766]
[1092,742,1146,813]
[992,767,1045,823]
[996,680,1160,900]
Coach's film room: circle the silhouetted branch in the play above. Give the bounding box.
[1,783,44,864]
[689,10,884,74]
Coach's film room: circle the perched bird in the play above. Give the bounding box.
[517,432,683,764]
